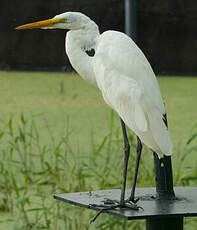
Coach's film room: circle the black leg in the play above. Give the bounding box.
[89,119,141,223]
[129,136,142,202]
[120,118,130,205]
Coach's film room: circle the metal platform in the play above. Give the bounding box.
[54,187,197,220]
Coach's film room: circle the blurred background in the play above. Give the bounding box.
[1,0,197,74]
[0,1,197,230]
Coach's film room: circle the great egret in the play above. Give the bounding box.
[16,12,173,214]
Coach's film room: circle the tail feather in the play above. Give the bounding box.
[147,108,173,156]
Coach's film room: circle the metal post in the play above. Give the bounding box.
[125,3,180,225]
[153,153,175,199]
[153,114,175,199]
[124,0,137,42]
[148,154,184,229]
[149,114,182,229]
[146,217,183,230]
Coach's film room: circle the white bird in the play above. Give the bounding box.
[16,12,173,212]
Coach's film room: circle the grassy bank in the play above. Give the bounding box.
[0,71,196,147]
[0,71,196,229]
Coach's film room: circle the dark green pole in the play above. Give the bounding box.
[124,2,183,229]
[146,217,183,230]
[124,0,137,42]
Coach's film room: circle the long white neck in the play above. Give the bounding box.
[65,21,99,86]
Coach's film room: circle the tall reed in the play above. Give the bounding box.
[0,113,196,229]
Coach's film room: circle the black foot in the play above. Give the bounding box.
[89,198,141,223]
[127,196,140,204]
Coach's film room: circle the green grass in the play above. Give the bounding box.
[0,71,196,229]
[0,71,110,153]
[0,71,196,148]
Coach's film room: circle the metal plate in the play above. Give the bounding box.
[54,187,197,220]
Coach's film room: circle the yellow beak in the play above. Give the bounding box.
[15,18,64,30]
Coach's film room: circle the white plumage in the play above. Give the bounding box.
[16,12,173,158]
[65,13,173,158]
[94,31,173,158]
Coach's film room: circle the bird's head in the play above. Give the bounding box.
[15,12,92,31]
